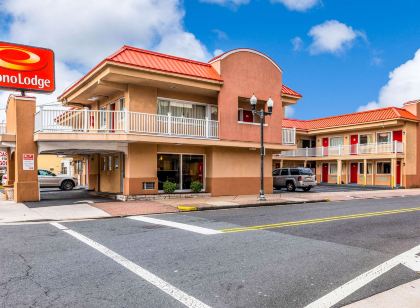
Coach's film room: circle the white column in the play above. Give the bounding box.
[83,107,89,132]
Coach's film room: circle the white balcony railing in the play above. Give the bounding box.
[282,127,296,145]
[278,142,404,158]
[34,108,219,139]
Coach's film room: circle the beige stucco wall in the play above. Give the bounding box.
[38,155,65,174]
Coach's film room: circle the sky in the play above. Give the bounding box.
[0,0,420,120]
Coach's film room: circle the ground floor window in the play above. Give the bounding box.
[359,162,373,174]
[329,163,337,175]
[376,161,391,174]
[157,153,204,191]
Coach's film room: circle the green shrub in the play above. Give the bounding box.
[190,181,203,193]
[163,181,177,193]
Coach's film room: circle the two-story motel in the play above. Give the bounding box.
[274,101,420,188]
[2,46,301,201]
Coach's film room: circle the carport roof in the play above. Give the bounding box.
[283,107,418,131]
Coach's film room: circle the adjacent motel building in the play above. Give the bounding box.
[275,101,420,188]
[2,47,301,201]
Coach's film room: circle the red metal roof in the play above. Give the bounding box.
[59,45,302,100]
[283,107,418,131]
[107,46,222,82]
[281,84,302,97]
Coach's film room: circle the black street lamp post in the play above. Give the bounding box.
[250,95,274,201]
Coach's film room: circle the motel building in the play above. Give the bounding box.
[274,101,420,188]
[1,47,301,202]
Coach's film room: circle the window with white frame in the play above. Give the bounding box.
[157,99,210,119]
[359,134,373,145]
[376,161,391,174]
[359,162,373,174]
[330,137,344,147]
[377,132,391,144]
[329,163,338,175]
[99,105,107,129]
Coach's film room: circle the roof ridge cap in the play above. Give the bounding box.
[112,45,213,67]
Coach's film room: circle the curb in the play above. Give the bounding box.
[177,198,330,212]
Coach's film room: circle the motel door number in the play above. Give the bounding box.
[23,154,34,171]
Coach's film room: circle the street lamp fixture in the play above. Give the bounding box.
[250,95,274,201]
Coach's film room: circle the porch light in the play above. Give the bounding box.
[250,94,257,111]
[267,97,274,113]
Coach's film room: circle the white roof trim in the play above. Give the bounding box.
[209,49,283,73]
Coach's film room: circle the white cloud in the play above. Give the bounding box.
[358,49,420,111]
[308,20,360,55]
[200,0,250,7]
[271,0,319,12]
[291,36,304,51]
[213,49,224,57]
[0,0,210,106]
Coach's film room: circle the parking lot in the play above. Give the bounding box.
[274,183,392,194]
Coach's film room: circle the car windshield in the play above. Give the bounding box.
[300,168,313,175]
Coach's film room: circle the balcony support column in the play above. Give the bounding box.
[363,159,367,186]
[337,159,342,185]
[391,158,397,188]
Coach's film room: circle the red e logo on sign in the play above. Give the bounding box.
[0,42,55,93]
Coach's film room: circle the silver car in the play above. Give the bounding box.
[38,169,78,190]
[273,167,317,192]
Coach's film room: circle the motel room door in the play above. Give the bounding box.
[350,163,358,184]
[396,161,401,186]
[322,138,329,156]
[350,135,358,155]
[322,163,329,183]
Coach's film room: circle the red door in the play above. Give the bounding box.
[350,163,358,183]
[350,135,358,155]
[396,161,401,185]
[322,163,329,182]
[322,138,329,156]
[393,130,402,142]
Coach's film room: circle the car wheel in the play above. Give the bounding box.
[61,180,75,191]
[303,187,311,192]
[286,181,296,192]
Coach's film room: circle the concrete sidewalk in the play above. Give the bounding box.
[2,188,420,223]
[345,279,420,307]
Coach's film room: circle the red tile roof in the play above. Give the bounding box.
[283,107,418,131]
[59,45,302,100]
[108,46,222,82]
[282,84,302,97]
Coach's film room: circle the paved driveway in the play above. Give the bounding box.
[24,188,117,208]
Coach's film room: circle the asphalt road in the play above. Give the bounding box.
[1,196,419,307]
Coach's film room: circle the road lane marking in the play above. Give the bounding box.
[220,207,420,233]
[305,244,420,308]
[50,222,211,308]
[128,216,222,235]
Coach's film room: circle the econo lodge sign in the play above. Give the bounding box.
[0,42,55,92]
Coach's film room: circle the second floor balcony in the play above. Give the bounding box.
[34,108,219,140]
[278,142,404,158]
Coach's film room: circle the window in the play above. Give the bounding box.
[329,163,337,175]
[108,156,113,171]
[272,169,280,176]
[210,105,218,121]
[290,169,300,175]
[102,156,107,171]
[238,109,255,123]
[359,134,373,145]
[302,139,315,148]
[38,170,55,176]
[157,99,209,119]
[330,137,344,147]
[377,162,391,174]
[359,163,373,174]
[377,132,391,144]
[143,182,155,190]
[99,106,107,129]
[281,169,289,176]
